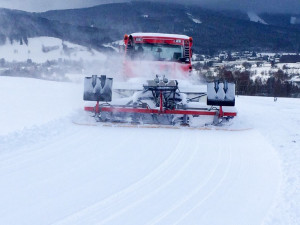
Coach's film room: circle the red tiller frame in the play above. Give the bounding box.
[85,105,236,117]
[85,106,236,117]
[84,91,237,118]
[85,90,237,117]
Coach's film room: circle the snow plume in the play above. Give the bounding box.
[124,59,198,88]
[83,54,125,81]
[85,52,196,85]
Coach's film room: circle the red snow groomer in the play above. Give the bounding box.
[83,33,237,127]
[123,33,193,78]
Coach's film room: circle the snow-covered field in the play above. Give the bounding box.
[0,37,106,63]
[0,76,299,225]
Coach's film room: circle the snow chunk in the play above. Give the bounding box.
[187,12,202,24]
[291,17,297,24]
[192,18,202,24]
[290,16,300,24]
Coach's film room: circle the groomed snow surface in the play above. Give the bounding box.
[0,76,299,225]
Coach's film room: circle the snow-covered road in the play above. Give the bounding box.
[0,77,298,225]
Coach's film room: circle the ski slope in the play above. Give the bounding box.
[0,76,299,225]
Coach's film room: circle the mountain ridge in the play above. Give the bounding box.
[1,2,300,53]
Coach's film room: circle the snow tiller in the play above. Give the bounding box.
[83,75,237,127]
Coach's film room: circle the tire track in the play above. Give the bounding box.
[172,143,233,225]
[144,142,223,225]
[51,131,195,225]
[95,132,199,225]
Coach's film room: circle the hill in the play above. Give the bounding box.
[39,2,300,53]
[1,2,300,53]
[0,8,114,51]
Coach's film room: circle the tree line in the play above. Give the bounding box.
[207,68,300,98]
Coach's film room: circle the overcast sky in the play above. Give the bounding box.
[0,0,299,13]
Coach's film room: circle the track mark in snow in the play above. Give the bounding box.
[144,144,224,225]
[51,131,195,225]
[45,130,280,225]
[173,145,232,225]
[96,133,200,225]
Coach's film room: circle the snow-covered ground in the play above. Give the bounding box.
[0,76,299,225]
[247,12,268,25]
[249,62,300,82]
[0,37,106,63]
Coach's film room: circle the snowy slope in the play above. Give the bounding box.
[0,37,106,63]
[247,12,268,25]
[0,77,299,225]
[0,77,83,135]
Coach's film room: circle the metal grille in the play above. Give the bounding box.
[184,45,190,58]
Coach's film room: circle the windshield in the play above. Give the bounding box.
[131,43,183,61]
